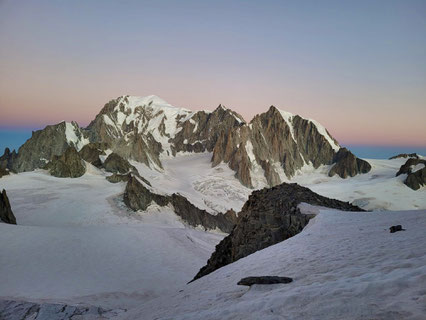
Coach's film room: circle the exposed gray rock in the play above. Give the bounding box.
[396,158,426,190]
[0,189,16,224]
[106,173,131,183]
[79,143,105,168]
[0,168,9,178]
[123,175,168,211]
[103,153,137,174]
[44,146,86,178]
[123,176,236,233]
[192,183,363,281]
[211,106,340,187]
[0,299,125,320]
[12,121,88,173]
[237,276,293,286]
[328,148,371,178]
[389,153,419,160]
[0,148,17,172]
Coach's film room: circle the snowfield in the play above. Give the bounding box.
[120,208,426,320]
[0,154,425,319]
[0,169,224,309]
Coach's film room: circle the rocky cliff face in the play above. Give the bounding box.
[192,182,363,281]
[123,176,237,233]
[10,95,370,186]
[396,158,426,190]
[44,146,86,178]
[0,148,18,173]
[212,106,342,187]
[0,189,17,224]
[12,121,89,172]
[328,148,372,178]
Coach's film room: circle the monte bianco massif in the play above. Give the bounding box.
[0,95,425,320]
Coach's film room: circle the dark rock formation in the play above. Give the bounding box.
[389,225,405,233]
[192,183,363,281]
[389,153,419,160]
[44,146,86,178]
[0,168,9,178]
[123,176,236,233]
[237,276,293,286]
[106,173,131,183]
[0,299,125,320]
[396,158,426,190]
[0,189,16,224]
[0,148,18,172]
[79,143,105,168]
[103,153,137,174]
[329,148,371,178]
[405,167,426,190]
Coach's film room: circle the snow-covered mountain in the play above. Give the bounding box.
[6,95,371,187]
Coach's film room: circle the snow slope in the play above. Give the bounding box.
[291,158,426,211]
[119,208,426,320]
[135,154,425,213]
[0,170,224,309]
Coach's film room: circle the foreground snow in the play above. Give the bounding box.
[0,170,224,309]
[120,208,426,320]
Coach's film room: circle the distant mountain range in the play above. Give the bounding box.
[1,95,371,187]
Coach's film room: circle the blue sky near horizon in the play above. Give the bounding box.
[0,0,425,147]
[1,129,425,159]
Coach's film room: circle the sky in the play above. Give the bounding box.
[0,0,425,147]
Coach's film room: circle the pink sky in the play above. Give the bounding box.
[0,1,425,147]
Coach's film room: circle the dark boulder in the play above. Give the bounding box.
[106,173,131,183]
[329,148,371,178]
[44,146,86,178]
[0,189,17,224]
[389,225,405,233]
[192,182,363,282]
[237,276,293,286]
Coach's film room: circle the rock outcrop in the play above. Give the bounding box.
[0,168,9,178]
[79,143,105,168]
[396,158,426,190]
[0,148,18,172]
[123,176,237,233]
[0,189,17,224]
[389,153,419,160]
[328,148,371,178]
[192,183,363,281]
[44,146,86,178]
[103,153,137,174]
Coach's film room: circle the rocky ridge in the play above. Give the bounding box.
[124,176,237,233]
[396,158,426,190]
[192,182,363,281]
[0,189,17,224]
[6,95,371,186]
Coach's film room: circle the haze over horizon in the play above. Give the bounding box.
[1,0,425,147]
